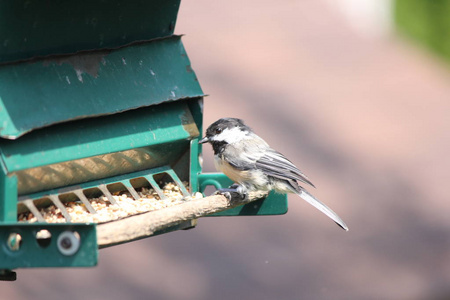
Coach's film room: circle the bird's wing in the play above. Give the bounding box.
[221,146,257,171]
[220,137,267,171]
[255,149,315,188]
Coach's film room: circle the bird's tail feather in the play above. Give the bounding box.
[297,189,348,231]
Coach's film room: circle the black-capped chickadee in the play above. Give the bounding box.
[199,118,348,231]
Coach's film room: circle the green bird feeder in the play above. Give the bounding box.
[0,0,287,281]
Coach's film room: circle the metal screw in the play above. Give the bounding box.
[6,233,22,252]
[57,231,80,256]
[60,237,72,249]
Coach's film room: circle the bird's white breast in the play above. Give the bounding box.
[214,154,249,184]
[214,154,269,190]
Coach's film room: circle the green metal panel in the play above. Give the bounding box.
[187,99,204,193]
[0,36,203,139]
[198,173,288,216]
[0,0,181,63]
[189,138,201,192]
[0,171,17,222]
[0,223,97,269]
[0,101,198,172]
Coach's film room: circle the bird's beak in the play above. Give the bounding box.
[199,136,209,144]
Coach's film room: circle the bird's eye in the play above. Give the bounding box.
[215,128,223,134]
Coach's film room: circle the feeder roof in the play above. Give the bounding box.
[0,36,204,139]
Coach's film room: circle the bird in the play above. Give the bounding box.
[199,117,348,231]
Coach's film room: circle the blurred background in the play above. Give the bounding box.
[4,0,450,299]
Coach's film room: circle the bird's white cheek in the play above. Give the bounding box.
[211,127,247,144]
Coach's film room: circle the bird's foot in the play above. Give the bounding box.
[214,185,247,201]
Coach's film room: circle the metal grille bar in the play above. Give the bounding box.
[17,166,189,224]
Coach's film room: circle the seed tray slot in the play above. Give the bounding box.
[17,167,200,224]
